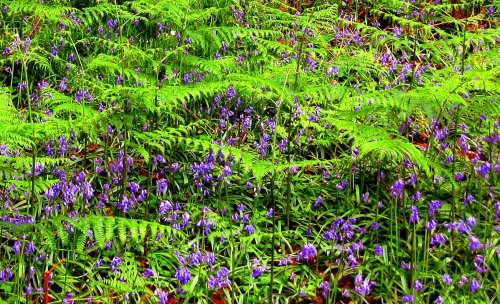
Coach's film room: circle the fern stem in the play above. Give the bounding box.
[120,119,129,217]
[293,38,304,90]
[145,151,153,221]
[461,17,467,75]
[410,221,416,297]
[450,106,461,222]
[267,62,293,304]
[268,172,275,304]
[292,1,318,89]
[285,104,293,230]
[21,59,37,216]
[485,121,495,243]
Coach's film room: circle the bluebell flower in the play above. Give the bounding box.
[105,241,112,250]
[458,275,469,287]
[351,146,360,158]
[402,294,415,302]
[467,216,477,227]
[298,243,317,261]
[313,196,323,207]
[12,240,21,255]
[463,194,475,206]
[189,252,202,266]
[430,233,447,246]
[401,261,417,270]
[336,179,348,191]
[82,181,94,201]
[390,179,405,199]
[428,200,442,217]
[413,279,423,291]
[0,267,13,282]
[457,220,472,234]
[156,178,169,195]
[142,268,154,277]
[203,252,216,266]
[174,267,191,285]
[442,273,452,285]
[393,26,403,37]
[318,281,331,298]
[470,279,480,293]
[62,292,73,304]
[251,265,268,279]
[354,273,375,297]
[110,255,122,273]
[244,224,255,235]
[154,289,168,304]
[468,234,482,251]
[93,259,106,267]
[158,201,173,217]
[476,161,490,179]
[208,267,231,289]
[25,241,35,254]
[409,205,420,223]
[326,65,339,76]
[473,255,487,274]
[290,166,299,174]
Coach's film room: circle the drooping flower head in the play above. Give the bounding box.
[174,267,191,285]
[354,273,376,297]
[298,243,317,261]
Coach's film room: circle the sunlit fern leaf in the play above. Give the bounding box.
[138,223,148,246]
[104,216,116,245]
[357,138,440,177]
[118,219,128,245]
[80,3,134,26]
[0,91,20,122]
[181,55,236,74]
[55,218,70,246]
[8,179,61,194]
[126,219,140,244]
[256,38,294,56]
[52,102,100,119]
[0,92,36,149]
[86,53,124,74]
[131,131,166,154]
[228,73,284,95]
[0,0,76,23]
[92,216,106,249]
[73,219,90,254]
[466,96,500,117]
[40,88,74,107]
[0,128,34,150]
[157,81,230,111]
[128,142,150,164]
[185,6,225,25]
[41,228,58,252]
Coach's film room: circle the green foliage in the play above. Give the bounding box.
[0,0,499,303]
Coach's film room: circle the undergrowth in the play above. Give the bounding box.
[0,0,499,303]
